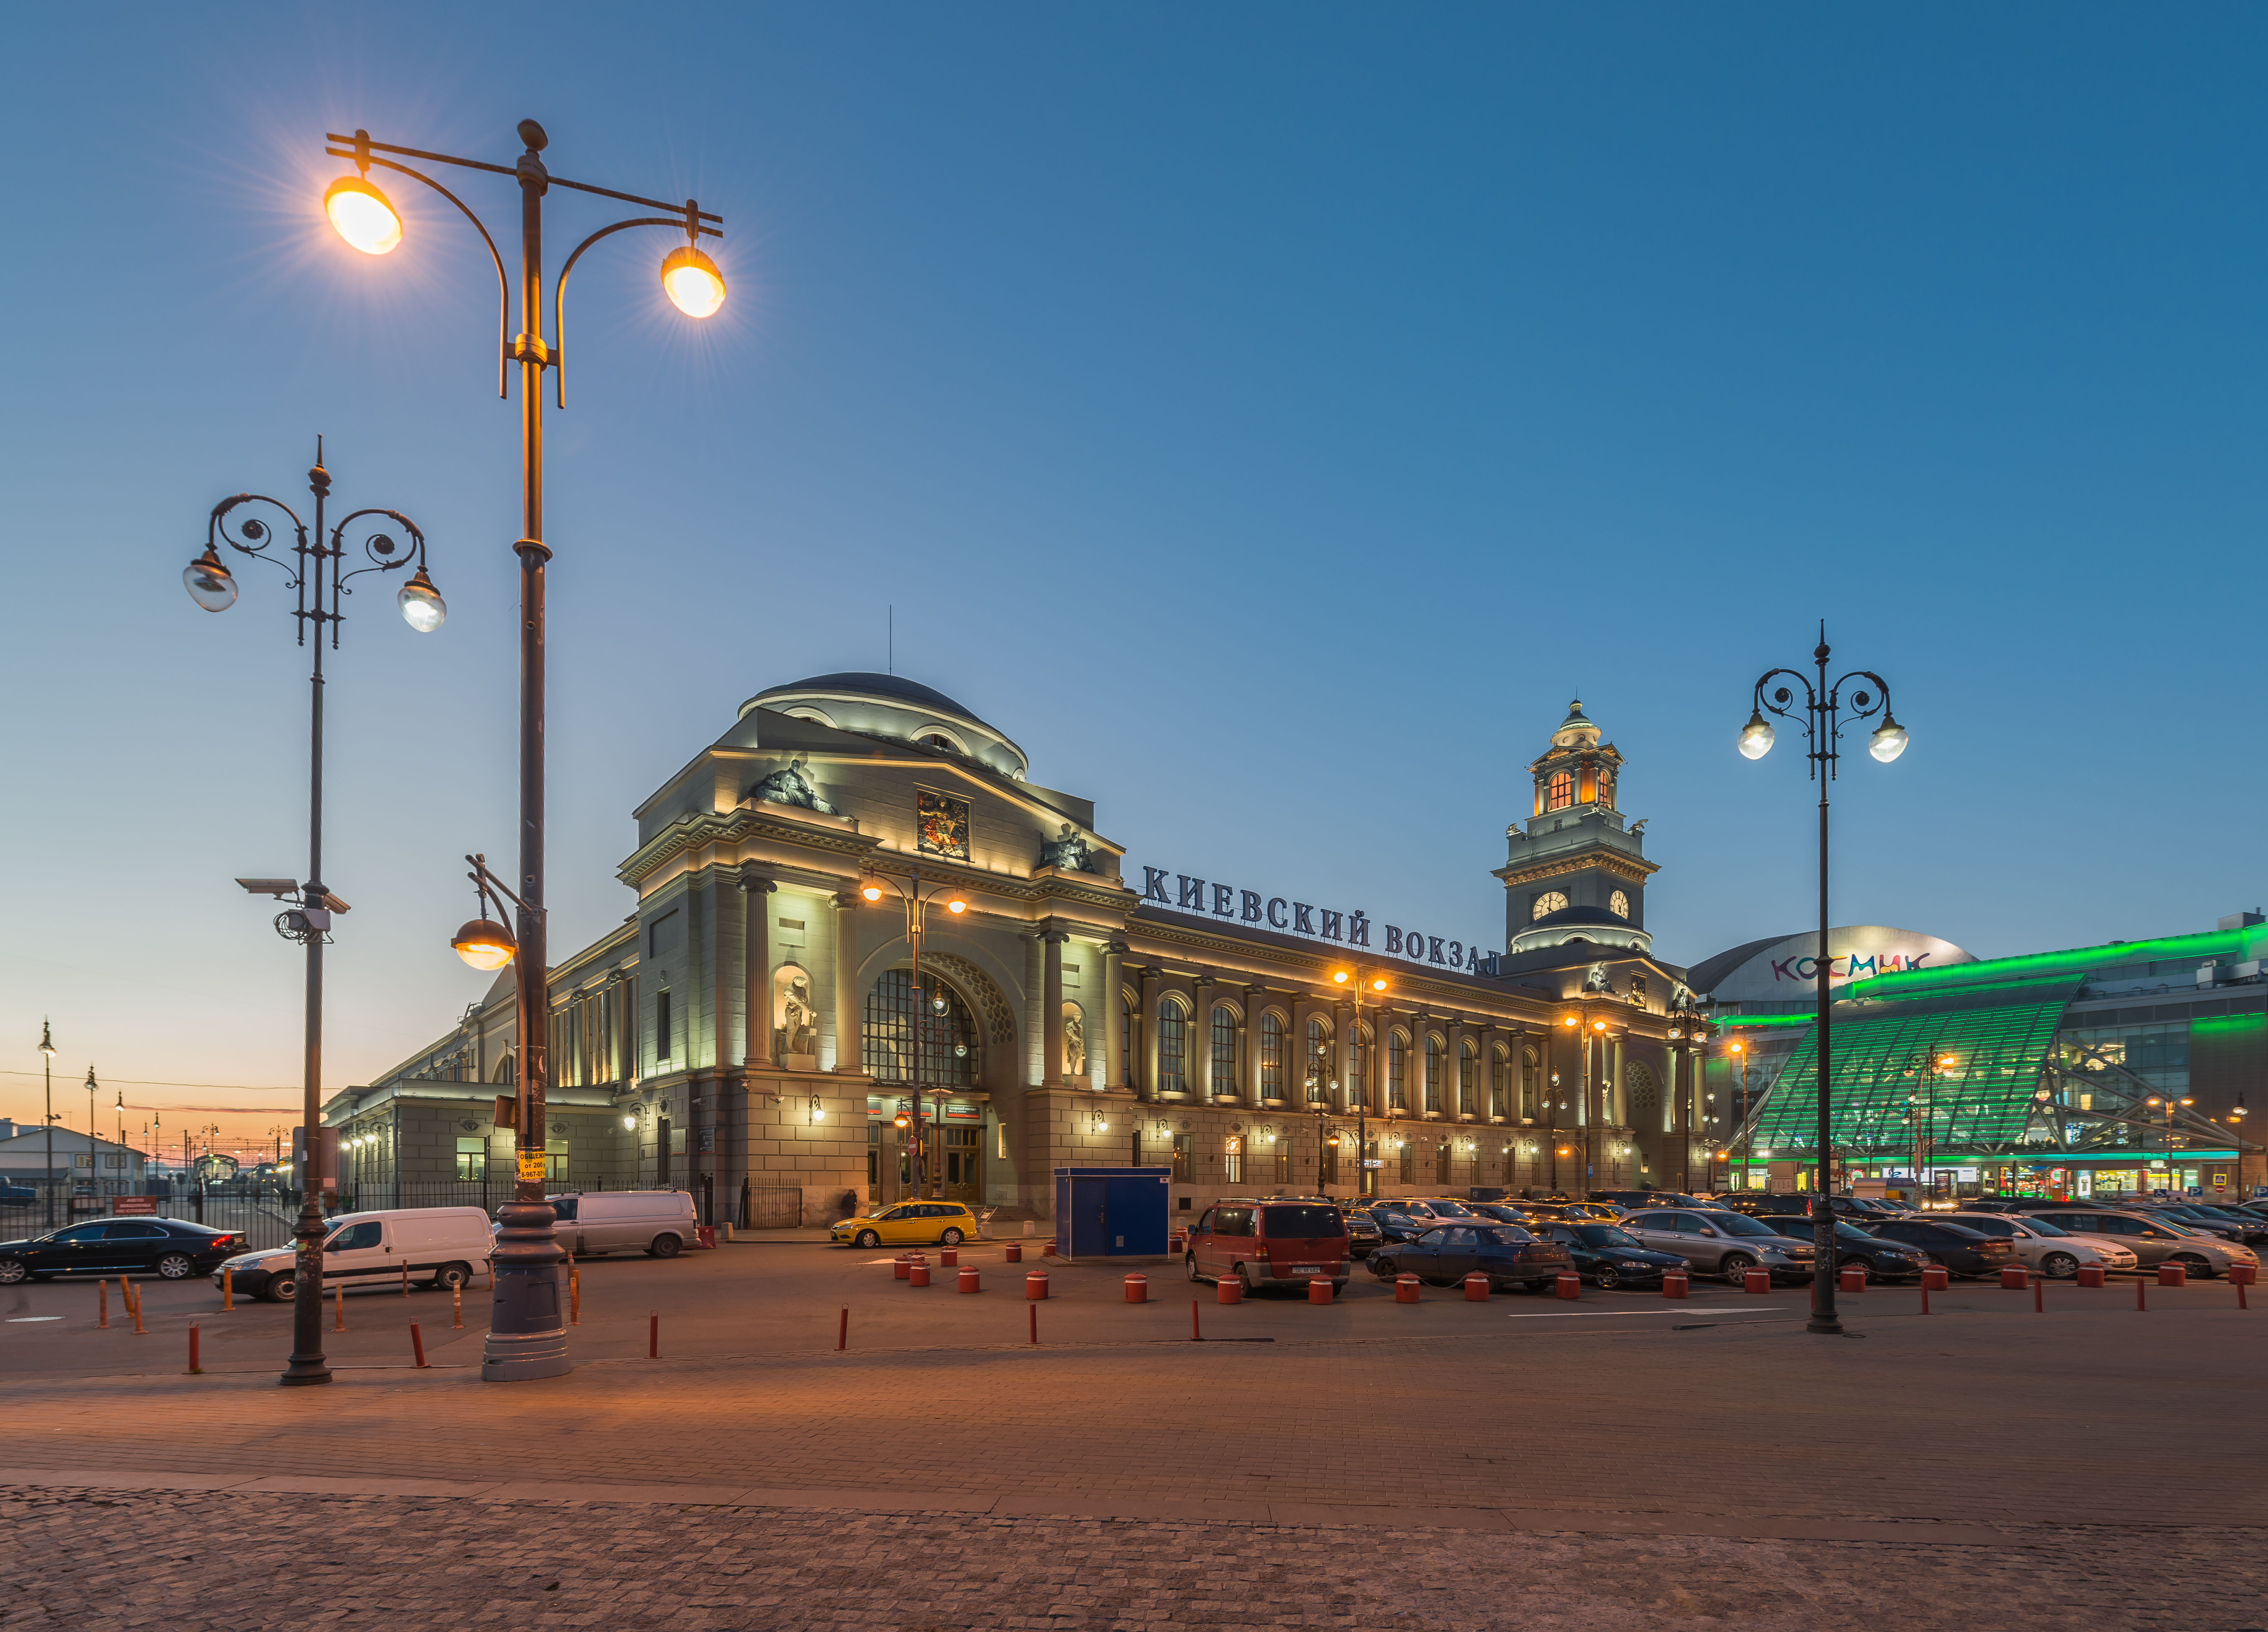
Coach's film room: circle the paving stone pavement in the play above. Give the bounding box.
[3,1485,2264,1632]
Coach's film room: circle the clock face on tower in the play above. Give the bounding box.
[1532,891,1569,921]
[1609,891,1630,919]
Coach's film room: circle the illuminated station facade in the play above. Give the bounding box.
[339,683,1719,1224]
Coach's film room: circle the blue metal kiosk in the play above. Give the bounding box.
[1052,1166,1172,1259]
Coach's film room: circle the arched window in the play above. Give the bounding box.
[863,970,975,1086]
[1532,891,1569,921]
[1349,1026,1372,1109]
[1423,1035,1444,1113]
[1305,1017,1332,1103]
[1547,771,1574,811]
[1388,1032,1408,1110]
[1608,890,1630,920]
[1521,1047,1540,1120]
[1598,770,1616,809]
[1458,1039,1478,1117]
[1260,1011,1285,1100]
[1489,1047,1508,1119]
[1158,1001,1188,1095]
[1210,1006,1239,1097]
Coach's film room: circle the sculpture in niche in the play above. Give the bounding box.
[1062,1002,1086,1078]
[774,964,818,1064]
[1039,823,1098,874]
[752,757,840,816]
[917,789,971,860]
[1582,962,1611,994]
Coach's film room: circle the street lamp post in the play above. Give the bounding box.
[184,446,441,1386]
[859,865,967,1200]
[2144,1095,2194,1195]
[1329,966,1389,1198]
[1738,622,1909,1335]
[84,1067,98,1196]
[37,1022,55,1228]
[327,120,727,1382]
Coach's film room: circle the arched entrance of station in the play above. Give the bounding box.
[862,967,987,1206]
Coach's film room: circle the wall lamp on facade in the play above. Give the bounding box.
[808,1096,826,1124]
[620,1115,636,1130]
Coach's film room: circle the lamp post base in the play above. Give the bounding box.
[1805,1315,1845,1335]
[482,1201,571,1381]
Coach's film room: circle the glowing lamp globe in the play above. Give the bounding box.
[1868,714,1909,763]
[396,566,447,632]
[324,176,403,255]
[660,245,726,317]
[183,546,239,612]
[451,917,516,971]
[1737,709,1776,760]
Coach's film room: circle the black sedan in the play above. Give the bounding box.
[0,1218,244,1283]
[1824,1220,1929,1282]
[1367,1223,1571,1292]
[1858,1217,2014,1279]
[1534,1222,1688,1290]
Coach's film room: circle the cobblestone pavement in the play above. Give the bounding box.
[3,1485,2263,1632]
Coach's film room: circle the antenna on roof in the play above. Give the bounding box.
[888,605,894,675]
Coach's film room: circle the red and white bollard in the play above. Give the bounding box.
[2158,1262,2187,1288]
[1217,1277,1243,1305]
[1555,1272,1581,1300]
[940,1246,958,1269]
[1394,1274,1420,1304]
[958,1267,981,1294]
[894,1255,911,1280]
[1920,1265,1950,1293]
[2000,1265,2029,1290]
[909,1261,932,1287]
[1463,1272,1490,1302]
[2228,1262,2257,1285]
[1124,1274,1149,1304]
[2076,1265,2105,1287]
[1005,1242,1023,1264]
[1742,1268,1771,1295]
[1840,1266,1867,1294]
[1661,1271,1688,1300]
[1025,1270,1050,1300]
[1307,1277,1334,1305]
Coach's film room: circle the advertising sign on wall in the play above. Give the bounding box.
[1701,925,1975,1004]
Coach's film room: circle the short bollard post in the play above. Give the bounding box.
[1028,1304,1039,1345]
[1840,1266,1866,1295]
[1463,1272,1490,1302]
[649,1313,660,1357]
[569,1267,581,1326]
[2076,1265,2105,1288]
[1124,1274,1149,1304]
[2000,1265,2028,1290]
[332,1284,345,1333]
[1191,1298,1202,1341]
[1742,1269,1770,1295]
[909,1262,932,1287]
[894,1255,911,1281]
[1920,1265,1950,1293]
[1025,1270,1050,1300]
[1394,1274,1420,1304]
[838,1307,849,1350]
[1556,1272,1582,1300]
[958,1267,981,1294]
[1662,1271,1688,1300]
[2034,1273,2044,1313]
[98,1280,109,1329]
[1043,1238,1058,1257]
[2157,1262,2186,1288]
[1005,1242,1023,1264]
[940,1246,958,1269]
[1218,1277,1244,1305]
[2137,1275,2148,1311]
[453,1284,464,1328]
[186,1322,201,1375]
[1307,1277,1334,1305]
[130,1281,146,1336]
[410,1322,428,1368]
[222,1268,233,1312]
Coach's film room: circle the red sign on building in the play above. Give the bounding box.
[110,1196,158,1215]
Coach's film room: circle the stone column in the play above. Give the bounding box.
[1245,983,1266,1102]
[833,889,862,1075]
[739,872,774,1067]
[1042,927,1068,1088]
[1138,966,1160,1101]
[1103,938,1127,1089]
[1193,974,1218,1100]
[1371,1006,1389,1111]
[1337,999,1356,1112]
[1609,1034,1624,1126]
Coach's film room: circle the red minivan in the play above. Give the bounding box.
[1185,1199,1349,1297]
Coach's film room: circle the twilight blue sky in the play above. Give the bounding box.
[2,6,2262,1151]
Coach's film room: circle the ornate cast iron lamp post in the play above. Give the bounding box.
[182,445,443,1385]
[1330,966,1388,1198]
[1738,623,1909,1335]
[326,119,726,1381]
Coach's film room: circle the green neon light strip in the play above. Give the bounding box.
[1846,923,2268,1001]
[2191,1013,2266,1038]
[1716,1013,1818,1029]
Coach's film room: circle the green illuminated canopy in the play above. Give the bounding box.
[1746,980,2078,1153]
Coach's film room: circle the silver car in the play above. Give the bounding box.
[1619,1207,1818,1284]
[2025,1208,2258,1280]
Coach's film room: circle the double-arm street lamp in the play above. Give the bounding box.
[2143,1094,2195,1194]
[1739,622,1909,1336]
[323,119,726,1382]
[860,865,968,1199]
[1329,965,1389,1198]
[184,444,442,1386]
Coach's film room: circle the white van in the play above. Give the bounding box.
[540,1191,699,1258]
[213,1207,495,1303]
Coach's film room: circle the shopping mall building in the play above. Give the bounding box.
[1696,919,2268,1202]
[329,682,1719,1223]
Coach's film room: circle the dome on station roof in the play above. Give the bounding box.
[742,671,1028,781]
[1550,698,1601,750]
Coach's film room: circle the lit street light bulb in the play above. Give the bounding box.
[1868,713,1909,763]
[183,546,239,612]
[324,176,403,255]
[451,916,516,971]
[396,566,447,632]
[660,245,726,317]
[1737,709,1776,760]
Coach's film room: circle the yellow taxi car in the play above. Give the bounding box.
[832,1201,981,1249]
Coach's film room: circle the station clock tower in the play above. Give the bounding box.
[1495,700,1658,958]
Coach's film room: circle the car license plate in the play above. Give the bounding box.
[1291,1266,1322,1276]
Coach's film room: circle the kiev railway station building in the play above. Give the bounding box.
[334,682,1717,1225]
